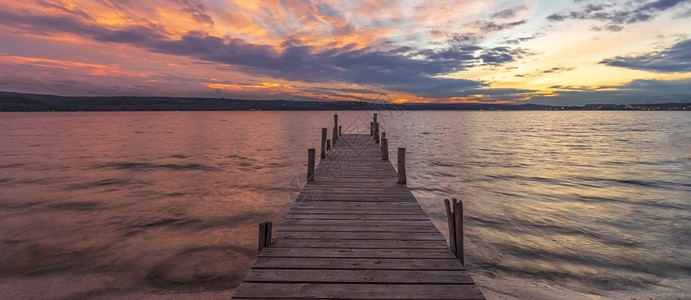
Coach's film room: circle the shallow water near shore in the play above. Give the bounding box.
[0,111,689,299]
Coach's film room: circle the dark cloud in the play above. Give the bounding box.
[471,20,527,33]
[478,47,532,65]
[542,67,575,73]
[547,0,688,31]
[529,79,691,105]
[600,39,691,72]
[174,0,215,25]
[0,8,167,42]
[490,5,528,19]
[36,0,93,20]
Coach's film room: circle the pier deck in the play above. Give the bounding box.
[233,133,484,299]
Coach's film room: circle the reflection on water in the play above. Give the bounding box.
[0,111,689,299]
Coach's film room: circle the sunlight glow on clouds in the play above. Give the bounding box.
[0,0,690,104]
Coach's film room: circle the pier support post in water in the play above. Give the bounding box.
[320,128,327,159]
[258,221,273,252]
[370,122,374,136]
[373,113,378,124]
[333,114,339,143]
[381,138,388,161]
[307,148,315,181]
[374,123,380,143]
[397,147,406,184]
[327,139,331,151]
[444,198,464,265]
[339,125,342,136]
[333,127,338,146]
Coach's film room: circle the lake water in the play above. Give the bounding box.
[0,111,689,299]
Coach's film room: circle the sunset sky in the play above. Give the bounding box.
[1,0,690,104]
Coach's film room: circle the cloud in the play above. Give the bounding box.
[547,0,689,31]
[0,7,489,98]
[472,20,527,33]
[529,78,691,105]
[175,0,215,25]
[600,39,691,72]
[490,5,528,19]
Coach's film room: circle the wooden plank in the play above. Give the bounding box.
[291,201,421,209]
[278,225,440,233]
[271,239,449,249]
[252,257,465,270]
[275,231,445,241]
[280,219,434,226]
[286,208,426,215]
[284,213,431,220]
[233,283,485,299]
[257,248,453,259]
[244,269,475,284]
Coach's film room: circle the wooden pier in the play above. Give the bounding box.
[234,116,485,299]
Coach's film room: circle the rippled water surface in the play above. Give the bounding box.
[0,111,689,299]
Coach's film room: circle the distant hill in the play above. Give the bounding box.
[0,91,689,111]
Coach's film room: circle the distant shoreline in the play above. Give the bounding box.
[1,91,689,112]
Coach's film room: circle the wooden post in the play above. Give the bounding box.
[381,138,388,160]
[327,139,331,150]
[397,148,406,184]
[333,114,339,143]
[339,125,342,136]
[370,122,374,136]
[320,128,327,159]
[444,198,464,265]
[373,113,378,124]
[454,199,464,266]
[444,199,457,254]
[307,148,315,181]
[258,222,266,252]
[381,132,386,140]
[333,126,338,146]
[258,221,273,252]
[374,123,380,143]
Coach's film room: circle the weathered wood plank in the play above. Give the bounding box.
[284,213,431,220]
[252,257,465,270]
[271,239,449,249]
[286,208,426,215]
[278,225,440,232]
[275,231,445,241]
[257,248,454,259]
[233,283,485,299]
[244,269,475,284]
[280,219,434,226]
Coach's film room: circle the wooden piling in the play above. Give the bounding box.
[333,114,339,143]
[381,138,389,160]
[258,221,273,252]
[444,199,457,254]
[327,139,331,150]
[373,113,378,124]
[397,147,406,184]
[307,148,315,181]
[320,128,327,159]
[374,123,380,144]
[454,199,464,266]
[333,127,338,146]
[339,125,342,136]
[444,198,464,265]
[370,122,374,136]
